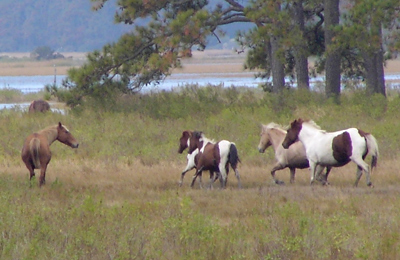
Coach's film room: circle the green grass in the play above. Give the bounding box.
[0,86,400,259]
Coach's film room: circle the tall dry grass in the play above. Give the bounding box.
[0,87,400,259]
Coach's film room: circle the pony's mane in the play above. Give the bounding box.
[263,122,287,133]
[38,124,58,133]
[303,120,326,132]
[200,132,215,144]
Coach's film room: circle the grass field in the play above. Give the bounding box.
[0,51,400,259]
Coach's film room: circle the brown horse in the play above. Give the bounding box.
[187,131,241,189]
[21,122,79,186]
[178,130,217,188]
[258,123,330,185]
[28,99,50,113]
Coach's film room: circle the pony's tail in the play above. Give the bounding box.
[29,138,41,169]
[228,143,240,169]
[365,134,379,172]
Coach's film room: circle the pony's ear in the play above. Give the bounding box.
[182,130,192,138]
[58,122,62,128]
[194,131,202,138]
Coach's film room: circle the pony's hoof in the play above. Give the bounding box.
[274,180,285,185]
[367,182,374,188]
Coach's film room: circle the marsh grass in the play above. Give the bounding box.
[1,87,400,259]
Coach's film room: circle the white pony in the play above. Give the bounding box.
[258,122,330,185]
[282,119,379,187]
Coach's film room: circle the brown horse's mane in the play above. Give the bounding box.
[37,124,68,144]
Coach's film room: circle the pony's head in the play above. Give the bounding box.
[56,122,79,148]
[188,131,203,154]
[282,119,303,149]
[178,130,192,154]
[258,125,272,153]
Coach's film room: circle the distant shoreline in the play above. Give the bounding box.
[1,50,399,77]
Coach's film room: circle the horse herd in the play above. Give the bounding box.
[177,118,378,189]
[21,118,379,188]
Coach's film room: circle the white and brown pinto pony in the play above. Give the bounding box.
[178,130,216,188]
[185,131,241,189]
[258,123,330,185]
[282,119,379,187]
[21,122,79,186]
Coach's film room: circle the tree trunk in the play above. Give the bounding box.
[293,0,309,90]
[324,0,341,100]
[363,22,386,96]
[270,35,285,93]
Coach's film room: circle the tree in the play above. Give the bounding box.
[341,0,400,97]
[324,0,341,100]
[30,46,64,60]
[64,0,325,103]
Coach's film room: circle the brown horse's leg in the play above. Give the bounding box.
[39,165,48,187]
[191,166,203,188]
[25,162,35,186]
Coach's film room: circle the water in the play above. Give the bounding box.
[0,75,65,93]
[0,73,265,94]
[1,73,400,94]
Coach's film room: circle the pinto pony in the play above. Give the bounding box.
[178,130,216,188]
[187,131,241,189]
[258,123,330,185]
[282,119,379,187]
[21,122,79,186]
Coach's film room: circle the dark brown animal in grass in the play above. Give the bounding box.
[21,122,79,186]
[28,99,50,113]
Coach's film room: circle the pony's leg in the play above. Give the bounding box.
[218,162,228,189]
[353,158,372,187]
[322,166,332,185]
[309,161,318,185]
[25,162,35,186]
[232,166,242,189]
[289,167,295,184]
[39,165,48,187]
[198,172,203,189]
[270,163,286,185]
[315,166,330,185]
[190,167,203,188]
[208,171,215,189]
[179,167,194,187]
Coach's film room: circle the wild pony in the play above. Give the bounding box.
[258,122,330,185]
[187,131,241,189]
[282,119,379,187]
[28,99,50,113]
[21,122,79,186]
[178,130,216,188]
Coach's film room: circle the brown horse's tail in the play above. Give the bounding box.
[29,138,41,169]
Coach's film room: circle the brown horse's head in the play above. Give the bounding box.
[258,125,272,153]
[178,130,192,154]
[57,122,79,148]
[188,131,203,154]
[282,119,303,149]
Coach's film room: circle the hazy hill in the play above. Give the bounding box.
[0,0,131,52]
[0,0,252,53]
